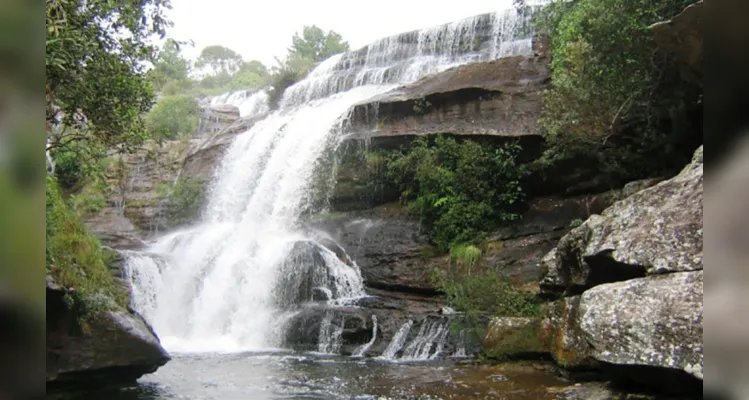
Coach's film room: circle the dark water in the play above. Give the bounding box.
[66,352,571,400]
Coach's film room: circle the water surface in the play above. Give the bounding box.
[69,353,569,400]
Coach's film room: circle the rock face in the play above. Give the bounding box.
[349,36,550,141]
[46,279,170,392]
[540,146,703,297]
[540,146,704,394]
[195,103,240,137]
[483,317,547,358]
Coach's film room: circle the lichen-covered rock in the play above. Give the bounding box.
[46,280,170,391]
[578,270,703,380]
[540,146,703,297]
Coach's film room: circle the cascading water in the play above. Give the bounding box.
[124,7,535,354]
[380,319,451,361]
[206,89,270,118]
[354,315,379,357]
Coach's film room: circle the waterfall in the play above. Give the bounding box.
[124,7,533,354]
[317,312,344,354]
[206,89,270,118]
[380,320,414,360]
[380,319,451,361]
[354,315,378,357]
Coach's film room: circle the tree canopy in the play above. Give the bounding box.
[195,45,244,77]
[149,39,192,93]
[46,0,172,152]
[288,25,350,63]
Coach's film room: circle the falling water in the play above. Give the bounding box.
[380,320,414,360]
[401,320,450,361]
[207,89,270,118]
[124,8,534,354]
[354,315,379,357]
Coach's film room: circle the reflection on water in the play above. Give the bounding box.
[64,353,569,400]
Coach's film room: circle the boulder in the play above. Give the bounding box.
[540,146,703,297]
[483,317,547,358]
[46,279,170,392]
[578,271,703,381]
[542,296,598,370]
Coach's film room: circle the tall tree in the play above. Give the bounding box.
[46,0,172,152]
[195,45,243,76]
[288,25,350,63]
[150,38,192,92]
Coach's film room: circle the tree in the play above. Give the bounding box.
[535,0,700,183]
[195,45,243,77]
[46,0,172,153]
[228,60,270,90]
[150,38,192,92]
[145,96,199,139]
[288,25,350,63]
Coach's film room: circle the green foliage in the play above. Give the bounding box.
[288,25,350,64]
[149,38,192,93]
[162,178,205,226]
[449,244,482,271]
[385,135,529,250]
[433,268,541,338]
[268,25,350,109]
[145,95,199,139]
[535,0,699,183]
[46,176,127,319]
[46,0,171,153]
[195,45,243,76]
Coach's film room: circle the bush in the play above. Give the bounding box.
[535,0,699,183]
[385,135,529,250]
[46,176,127,319]
[145,95,199,139]
[162,178,205,226]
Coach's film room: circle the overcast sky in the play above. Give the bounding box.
[167,0,515,66]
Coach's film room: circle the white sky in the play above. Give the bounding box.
[167,0,515,66]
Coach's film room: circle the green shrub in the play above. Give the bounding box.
[535,0,699,183]
[449,243,482,271]
[46,176,127,320]
[385,135,529,250]
[145,95,199,139]
[53,149,84,189]
[163,178,205,226]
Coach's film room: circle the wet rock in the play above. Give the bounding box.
[182,113,267,184]
[349,37,550,140]
[273,241,339,308]
[542,296,598,370]
[540,146,703,297]
[307,209,442,295]
[195,103,240,137]
[579,271,703,382]
[46,279,170,392]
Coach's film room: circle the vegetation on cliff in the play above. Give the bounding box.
[535,0,701,185]
[46,176,127,318]
[367,135,529,251]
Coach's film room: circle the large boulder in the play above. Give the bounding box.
[46,279,170,392]
[578,271,703,381]
[540,146,703,297]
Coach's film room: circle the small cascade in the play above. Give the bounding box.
[317,312,344,354]
[401,320,450,361]
[206,89,270,118]
[353,315,378,357]
[380,320,414,360]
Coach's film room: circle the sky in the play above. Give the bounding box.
[166,0,515,66]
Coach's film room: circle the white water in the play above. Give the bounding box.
[354,315,379,357]
[380,320,414,360]
[207,89,270,118]
[401,320,450,361]
[317,312,345,354]
[125,7,534,355]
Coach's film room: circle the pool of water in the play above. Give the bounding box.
[65,352,572,400]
